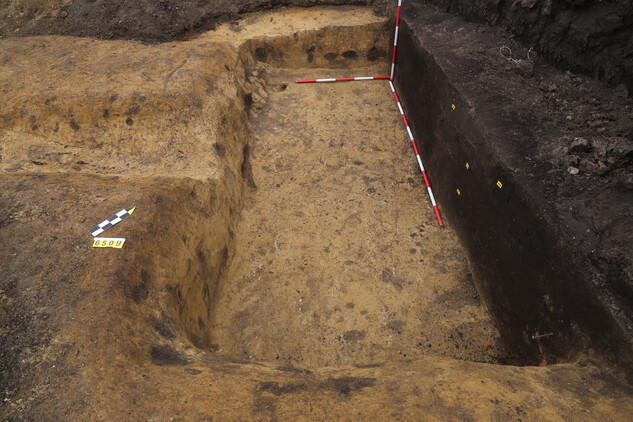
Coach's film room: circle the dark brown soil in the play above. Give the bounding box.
[397,2,633,373]
[3,0,630,98]
[0,0,387,43]
[419,0,633,95]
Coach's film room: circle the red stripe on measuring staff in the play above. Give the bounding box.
[389,81,444,227]
[411,140,420,156]
[296,76,391,83]
[434,206,443,226]
[421,169,430,186]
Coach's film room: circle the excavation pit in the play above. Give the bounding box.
[205,67,506,368]
[129,7,511,369]
[2,3,633,420]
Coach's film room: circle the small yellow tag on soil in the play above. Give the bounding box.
[93,238,126,248]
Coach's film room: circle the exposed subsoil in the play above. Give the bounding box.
[0,1,632,420]
[211,66,504,367]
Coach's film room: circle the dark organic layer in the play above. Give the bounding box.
[396,3,633,376]
[419,0,633,94]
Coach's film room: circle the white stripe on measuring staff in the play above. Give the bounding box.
[427,187,437,206]
[406,126,414,141]
[416,155,425,171]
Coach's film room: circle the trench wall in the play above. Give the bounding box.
[395,11,633,373]
[172,12,392,351]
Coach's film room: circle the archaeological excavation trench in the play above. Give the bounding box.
[205,68,505,367]
[2,3,633,419]
[158,9,510,369]
[164,7,633,373]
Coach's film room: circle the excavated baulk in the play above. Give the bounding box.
[1,5,633,420]
[0,7,393,355]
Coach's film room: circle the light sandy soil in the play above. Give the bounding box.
[211,67,504,367]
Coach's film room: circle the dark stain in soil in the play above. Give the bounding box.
[149,345,189,366]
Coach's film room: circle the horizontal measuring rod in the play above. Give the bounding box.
[296,76,390,83]
[89,206,136,237]
[389,81,443,227]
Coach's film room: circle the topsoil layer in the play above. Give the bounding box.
[0,0,387,42]
[421,0,633,97]
[1,0,630,96]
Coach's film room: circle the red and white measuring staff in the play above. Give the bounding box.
[296,76,390,83]
[391,0,402,80]
[389,81,443,226]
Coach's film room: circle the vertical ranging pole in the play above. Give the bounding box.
[389,81,443,226]
[390,0,402,80]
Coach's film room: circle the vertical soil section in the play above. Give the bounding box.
[394,4,633,373]
[209,67,505,368]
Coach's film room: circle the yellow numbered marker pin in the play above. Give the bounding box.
[92,238,126,249]
[497,181,503,189]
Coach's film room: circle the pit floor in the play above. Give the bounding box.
[210,66,505,367]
